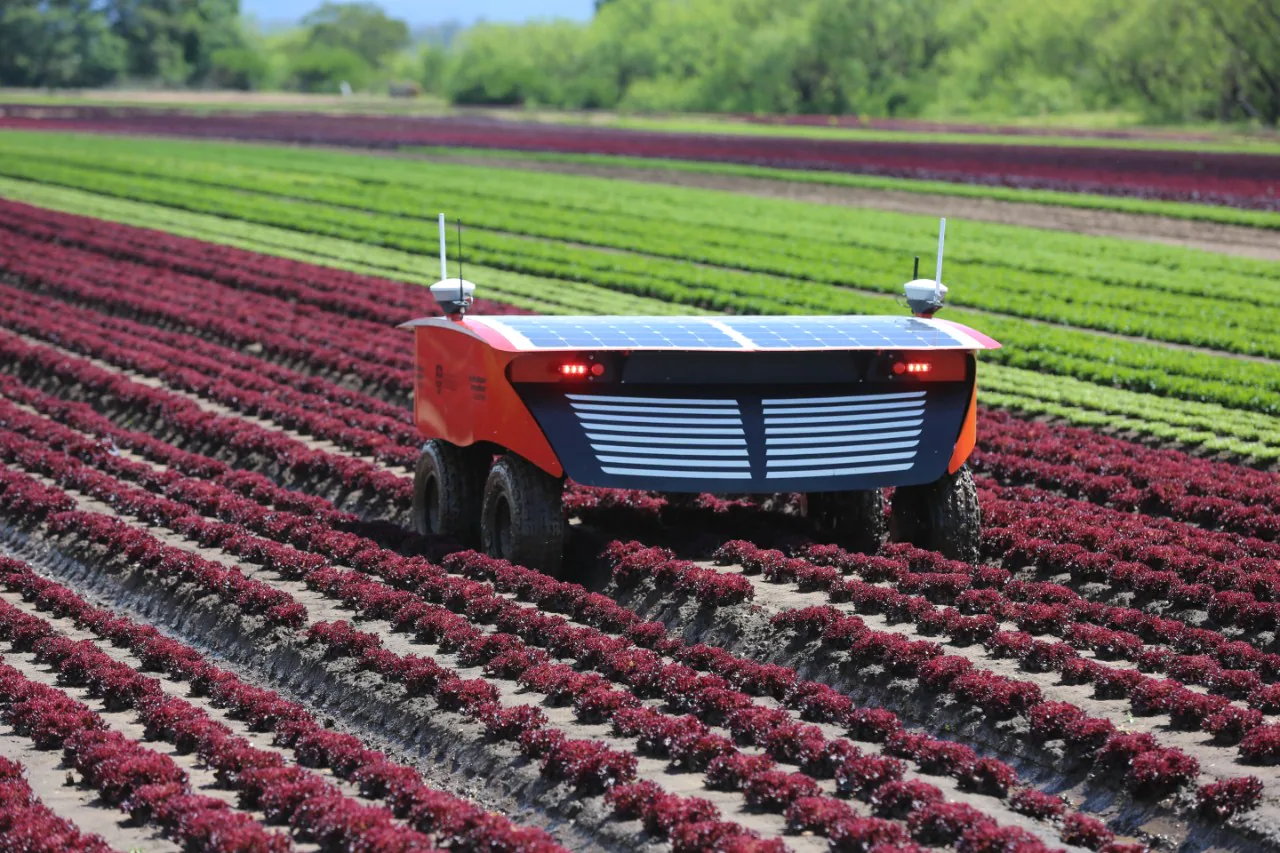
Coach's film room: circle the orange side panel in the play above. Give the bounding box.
[413,325,564,477]
[948,378,978,474]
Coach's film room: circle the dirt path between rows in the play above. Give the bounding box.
[424,155,1280,261]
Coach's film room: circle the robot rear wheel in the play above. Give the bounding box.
[807,489,887,555]
[889,464,981,563]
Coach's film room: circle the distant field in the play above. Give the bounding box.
[4,88,1279,154]
[0,87,451,115]
[2,106,1277,210]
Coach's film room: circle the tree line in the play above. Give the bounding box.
[2,0,1277,126]
[0,1,413,94]
[437,0,1280,125]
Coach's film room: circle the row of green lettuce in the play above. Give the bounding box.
[1,175,1276,460]
[408,146,1280,231]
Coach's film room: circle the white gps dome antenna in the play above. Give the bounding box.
[904,217,948,318]
[431,212,476,317]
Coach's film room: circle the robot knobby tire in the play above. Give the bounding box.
[412,440,488,544]
[889,464,981,563]
[808,489,887,555]
[480,455,566,575]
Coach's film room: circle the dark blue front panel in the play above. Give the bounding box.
[519,383,971,493]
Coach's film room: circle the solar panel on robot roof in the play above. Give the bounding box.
[466,315,998,351]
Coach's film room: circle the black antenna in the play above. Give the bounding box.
[913,256,920,280]
[456,217,463,307]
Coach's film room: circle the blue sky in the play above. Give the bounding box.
[244,1,596,27]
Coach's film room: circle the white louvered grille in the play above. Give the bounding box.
[567,393,752,480]
[762,391,925,479]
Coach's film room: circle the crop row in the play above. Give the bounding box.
[5,249,1274,622]
[0,224,417,396]
[0,465,686,847]
[0,380,1134,852]
[5,343,1259,845]
[7,193,1280,489]
[7,279,1269,637]
[5,259,1272,598]
[22,139,1274,307]
[0,286,423,468]
[0,289,1259,845]
[0,453,970,852]
[0,640,297,851]
[0,178,680,319]
[6,146,1280,369]
[1,110,1276,207]
[613,540,1274,794]
[980,370,1280,463]
[17,262,1276,578]
[976,410,1280,523]
[417,147,1280,229]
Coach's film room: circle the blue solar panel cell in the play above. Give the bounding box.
[492,317,742,350]
[721,316,955,349]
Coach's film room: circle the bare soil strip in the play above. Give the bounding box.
[0,704,180,853]
[425,155,1280,261]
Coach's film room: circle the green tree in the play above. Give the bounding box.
[1196,0,1280,124]
[285,44,371,92]
[301,2,410,70]
[0,0,126,87]
[105,0,244,86]
[209,45,268,89]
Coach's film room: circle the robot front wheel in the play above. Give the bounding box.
[807,465,981,563]
[413,441,567,575]
[889,464,981,563]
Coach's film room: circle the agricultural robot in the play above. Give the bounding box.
[401,216,999,575]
